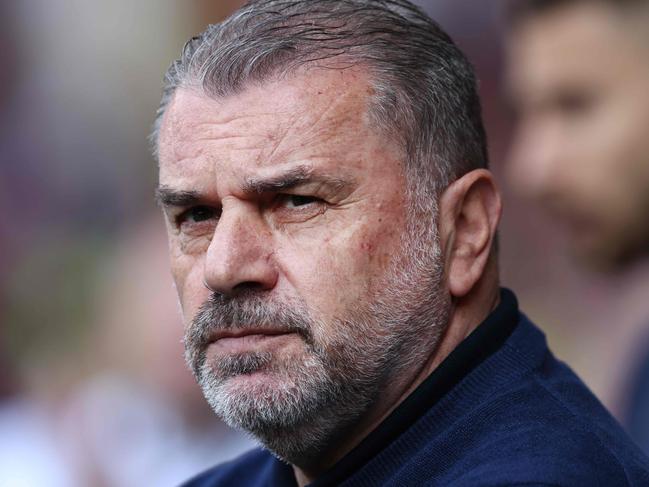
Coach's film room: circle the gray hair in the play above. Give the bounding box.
[152,0,488,195]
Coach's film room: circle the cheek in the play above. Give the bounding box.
[169,249,208,323]
[279,217,405,316]
[349,236,399,294]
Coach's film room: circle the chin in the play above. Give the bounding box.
[221,368,305,402]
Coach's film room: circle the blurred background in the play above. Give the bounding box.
[2,1,648,485]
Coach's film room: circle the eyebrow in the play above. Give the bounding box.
[155,165,353,208]
[155,187,201,208]
[242,165,352,194]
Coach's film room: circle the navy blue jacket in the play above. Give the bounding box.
[183,290,649,486]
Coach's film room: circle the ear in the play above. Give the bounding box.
[438,169,502,298]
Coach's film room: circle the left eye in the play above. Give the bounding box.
[280,195,320,208]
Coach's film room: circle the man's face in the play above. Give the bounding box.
[157,68,449,460]
[506,4,649,268]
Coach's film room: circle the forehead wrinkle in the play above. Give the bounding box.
[160,89,274,162]
[249,67,375,158]
[304,83,371,136]
[164,125,269,168]
[258,91,373,172]
[187,112,281,141]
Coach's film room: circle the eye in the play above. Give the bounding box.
[272,194,327,223]
[177,206,219,226]
[281,194,320,208]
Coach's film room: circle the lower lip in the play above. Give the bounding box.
[209,333,298,354]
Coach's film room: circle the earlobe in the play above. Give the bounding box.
[439,169,502,298]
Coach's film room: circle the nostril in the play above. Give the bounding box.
[232,281,269,294]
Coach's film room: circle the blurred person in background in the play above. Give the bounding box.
[153,0,649,485]
[505,0,649,452]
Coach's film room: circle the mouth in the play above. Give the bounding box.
[209,327,296,343]
[207,328,301,354]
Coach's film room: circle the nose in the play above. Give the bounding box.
[203,205,278,296]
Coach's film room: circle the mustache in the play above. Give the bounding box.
[184,292,316,355]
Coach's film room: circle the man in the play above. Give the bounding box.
[152,1,649,485]
[505,0,649,453]
[505,0,649,270]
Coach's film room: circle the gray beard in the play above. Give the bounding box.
[184,217,450,466]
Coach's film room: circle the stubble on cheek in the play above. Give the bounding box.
[349,210,408,296]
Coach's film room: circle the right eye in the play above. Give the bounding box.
[176,206,219,227]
